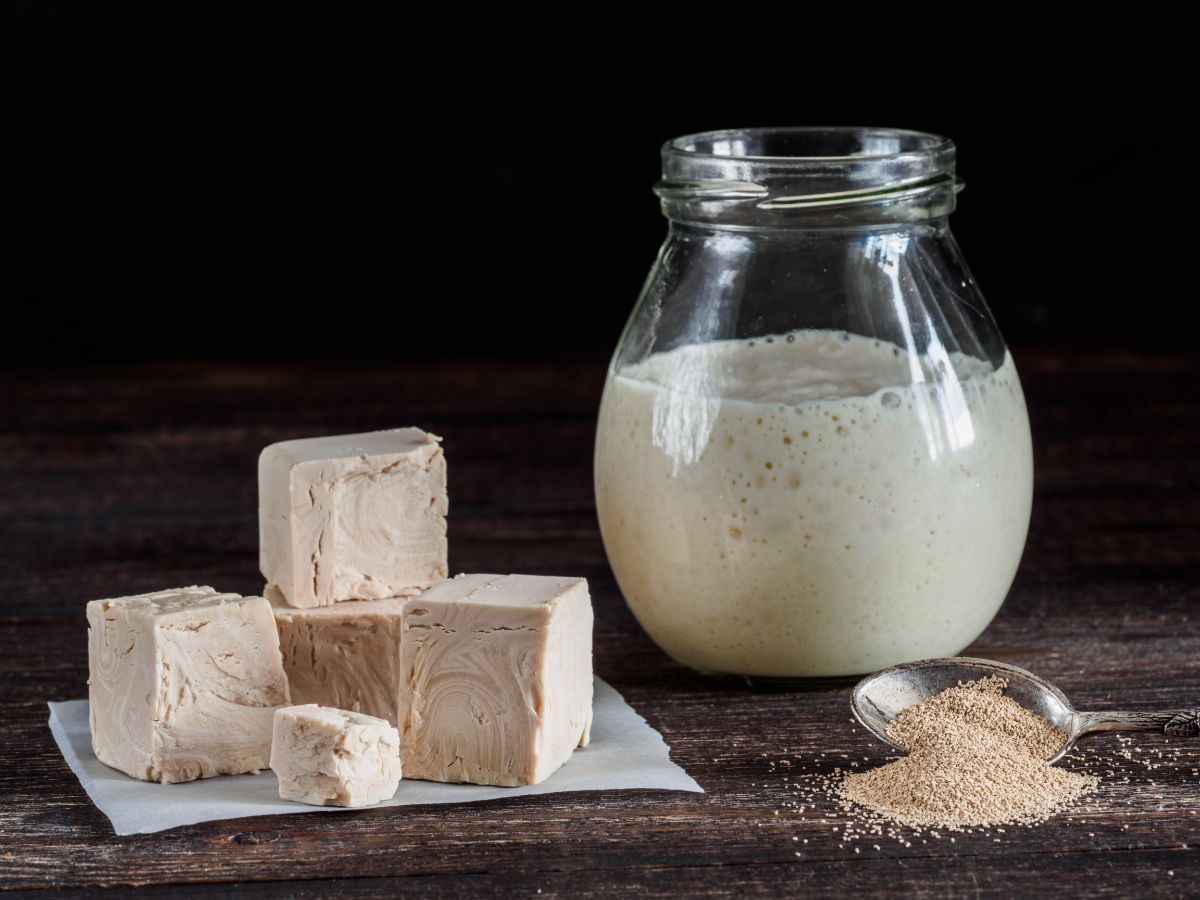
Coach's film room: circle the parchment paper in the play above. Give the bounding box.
[47,677,702,835]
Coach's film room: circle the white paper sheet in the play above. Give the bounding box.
[48,677,702,835]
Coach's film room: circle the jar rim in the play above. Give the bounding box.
[664,126,954,165]
[657,126,959,219]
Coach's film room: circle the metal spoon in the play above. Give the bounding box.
[851,656,1200,764]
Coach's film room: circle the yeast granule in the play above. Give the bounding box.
[837,676,1099,829]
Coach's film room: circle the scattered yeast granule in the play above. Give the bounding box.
[837,676,1098,829]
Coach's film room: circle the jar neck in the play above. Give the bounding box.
[656,127,960,229]
[666,217,953,242]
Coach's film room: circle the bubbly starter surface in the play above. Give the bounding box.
[594,330,1033,677]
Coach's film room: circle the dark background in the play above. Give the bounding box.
[4,5,1189,362]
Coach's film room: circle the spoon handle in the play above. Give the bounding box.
[1076,709,1200,738]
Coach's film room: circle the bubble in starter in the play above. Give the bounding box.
[880,391,901,409]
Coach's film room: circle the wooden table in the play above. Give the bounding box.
[2,348,1198,897]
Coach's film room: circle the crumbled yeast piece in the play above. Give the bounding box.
[258,427,448,609]
[86,586,290,784]
[270,587,407,725]
[400,573,594,786]
[270,704,401,807]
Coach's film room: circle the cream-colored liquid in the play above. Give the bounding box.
[594,330,1033,677]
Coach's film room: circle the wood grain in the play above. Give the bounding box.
[1,347,1198,897]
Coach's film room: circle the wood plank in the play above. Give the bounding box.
[4,850,1199,899]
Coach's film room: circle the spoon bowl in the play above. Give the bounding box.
[852,656,1199,764]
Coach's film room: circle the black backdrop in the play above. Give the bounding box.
[5,6,1189,362]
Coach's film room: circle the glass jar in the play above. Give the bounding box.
[594,127,1033,680]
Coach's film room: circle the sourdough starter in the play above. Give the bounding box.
[594,330,1033,677]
